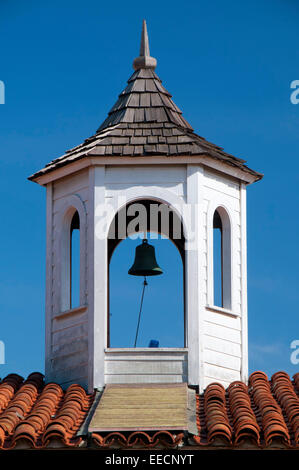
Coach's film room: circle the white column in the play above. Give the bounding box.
[45,182,53,381]
[186,165,205,387]
[240,182,248,382]
[87,166,107,391]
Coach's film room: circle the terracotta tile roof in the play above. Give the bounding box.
[192,371,299,449]
[0,371,298,450]
[0,372,93,449]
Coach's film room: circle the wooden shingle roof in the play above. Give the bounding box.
[29,20,262,182]
[97,67,192,132]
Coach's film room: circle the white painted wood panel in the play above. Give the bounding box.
[105,183,185,198]
[51,363,89,383]
[105,349,187,361]
[203,377,231,390]
[45,183,53,382]
[52,191,89,218]
[203,322,241,344]
[186,165,202,386]
[204,191,240,216]
[234,290,242,306]
[204,364,240,383]
[105,360,186,375]
[105,374,186,384]
[204,310,241,330]
[240,182,248,382]
[105,165,187,184]
[53,169,89,200]
[204,336,241,357]
[52,311,88,332]
[52,322,88,346]
[204,349,241,371]
[204,169,240,199]
[52,336,88,355]
[201,266,207,281]
[51,351,89,372]
[91,166,107,390]
[104,349,187,384]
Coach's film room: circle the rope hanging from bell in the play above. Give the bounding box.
[133,276,148,348]
[128,238,163,347]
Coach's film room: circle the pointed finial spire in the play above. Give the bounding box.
[133,20,157,71]
[140,19,150,57]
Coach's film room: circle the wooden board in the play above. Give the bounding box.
[88,383,188,432]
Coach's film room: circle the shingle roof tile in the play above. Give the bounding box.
[29,65,263,182]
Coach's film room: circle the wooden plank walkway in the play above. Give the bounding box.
[89,383,188,431]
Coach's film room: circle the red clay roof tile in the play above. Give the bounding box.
[92,430,184,449]
[0,370,298,449]
[227,381,260,446]
[248,371,291,447]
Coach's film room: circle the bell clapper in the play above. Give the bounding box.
[134,276,148,348]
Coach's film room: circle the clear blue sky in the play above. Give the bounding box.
[0,0,298,380]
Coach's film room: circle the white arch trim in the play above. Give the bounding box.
[207,200,234,311]
[98,186,191,242]
[57,194,87,312]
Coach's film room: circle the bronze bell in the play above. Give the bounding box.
[128,239,163,276]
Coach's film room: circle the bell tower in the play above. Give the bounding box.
[29,20,262,392]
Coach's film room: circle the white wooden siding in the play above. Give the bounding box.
[203,364,240,384]
[49,308,89,388]
[105,349,188,384]
[203,322,241,344]
[105,165,187,200]
[45,162,248,391]
[47,169,90,389]
[199,168,244,387]
[105,165,187,184]
[53,169,89,200]
[203,336,241,357]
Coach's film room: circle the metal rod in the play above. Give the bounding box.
[134,276,148,347]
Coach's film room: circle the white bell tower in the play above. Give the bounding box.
[29,20,262,392]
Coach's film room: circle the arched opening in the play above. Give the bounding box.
[70,210,80,309]
[213,210,222,307]
[108,199,185,348]
[61,208,81,311]
[213,207,232,309]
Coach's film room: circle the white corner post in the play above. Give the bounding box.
[186,165,205,388]
[45,182,53,382]
[88,166,107,391]
[240,182,248,382]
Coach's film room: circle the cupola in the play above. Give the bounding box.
[29,20,262,392]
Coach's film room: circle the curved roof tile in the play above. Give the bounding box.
[0,371,298,449]
[248,371,291,447]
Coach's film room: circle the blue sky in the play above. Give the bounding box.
[0,0,298,380]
